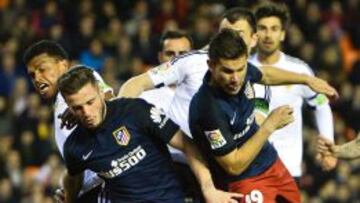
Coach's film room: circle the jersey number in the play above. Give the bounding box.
[245,190,263,203]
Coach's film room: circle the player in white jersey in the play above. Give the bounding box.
[23,40,113,202]
[140,30,192,112]
[118,7,337,140]
[250,2,337,180]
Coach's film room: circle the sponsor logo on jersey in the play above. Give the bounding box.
[150,107,169,128]
[99,145,147,178]
[113,126,131,146]
[149,62,171,75]
[234,111,255,140]
[245,81,254,99]
[204,129,227,149]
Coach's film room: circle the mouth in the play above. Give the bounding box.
[36,82,50,95]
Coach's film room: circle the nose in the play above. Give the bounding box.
[82,105,92,119]
[230,73,239,83]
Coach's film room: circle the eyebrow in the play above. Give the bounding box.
[221,64,246,72]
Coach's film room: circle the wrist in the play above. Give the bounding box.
[261,120,276,135]
[200,179,216,194]
[301,74,311,85]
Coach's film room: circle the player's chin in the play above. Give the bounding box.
[225,87,241,95]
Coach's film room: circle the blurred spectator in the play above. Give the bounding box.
[79,37,109,72]
[31,0,63,37]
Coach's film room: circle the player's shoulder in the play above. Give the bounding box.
[191,84,217,114]
[109,97,151,115]
[170,49,208,65]
[283,54,314,74]
[63,127,86,156]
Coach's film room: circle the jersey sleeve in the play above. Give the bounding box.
[247,63,263,83]
[63,139,86,176]
[92,70,113,94]
[192,101,238,156]
[299,64,329,107]
[135,99,180,143]
[253,84,271,116]
[147,60,182,87]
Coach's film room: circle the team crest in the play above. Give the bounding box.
[204,129,227,149]
[244,81,255,99]
[112,126,131,146]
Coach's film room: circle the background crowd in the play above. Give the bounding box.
[0,0,359,202]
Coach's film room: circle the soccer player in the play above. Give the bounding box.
[189,29,311,202]
[139,30,202,201]
[249,2,337,180]
[23,40,113,202]
[318,136,360,160]
[58,66,242,203]
[140,30,193,111]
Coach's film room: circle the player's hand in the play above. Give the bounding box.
[316,153,337,171]
[317,137,339,157]
[58,108,78,130]
[54,188,65,203]
[307,77,339,99]
[263,105,294,132]
[203,187,243,203]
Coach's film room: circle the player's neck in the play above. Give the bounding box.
[258,50,281,65]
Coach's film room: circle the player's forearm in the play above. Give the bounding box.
[260,66,310,85]
[63,171,83,203]
[117,73,154,98]
[337,138,360,159]
[182,138,217,193]
[226,124,274,175]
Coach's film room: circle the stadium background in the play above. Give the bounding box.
[0,0,359,202]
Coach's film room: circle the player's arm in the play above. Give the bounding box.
[253,84,271,125]
[118,73,155,97]
[318,136,360,159]
[141,102,242,202]
[63,171,83,203]
[169,130,243,203]
[258,66,338,98]
[118,59,183,98]
[62,138,86,203]
[215,106,294,175]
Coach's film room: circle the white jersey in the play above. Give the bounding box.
[249,52,334,177]
[54,69,113,194]
[140,86,175,111]
[148,50,209,136]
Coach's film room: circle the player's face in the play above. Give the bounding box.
[208,55,248,95]
[27,53,68,99]
[219,18,257,54]
[159,37,192,63]
[256,16,285,55]
[65,82,106,129]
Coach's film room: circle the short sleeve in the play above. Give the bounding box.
[147,61,182,87]
[253,84,270,116]
[191,101,238,156]
[63,141,86,176]
[247,63,263,83]
[135,100,180,143]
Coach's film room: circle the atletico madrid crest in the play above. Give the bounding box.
[112,126,131,146]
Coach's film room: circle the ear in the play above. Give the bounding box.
[59,59,70,72]
[249,33,258,49]
[280,30,286,42]
[158,52,163,63]
[207,60,214,73]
